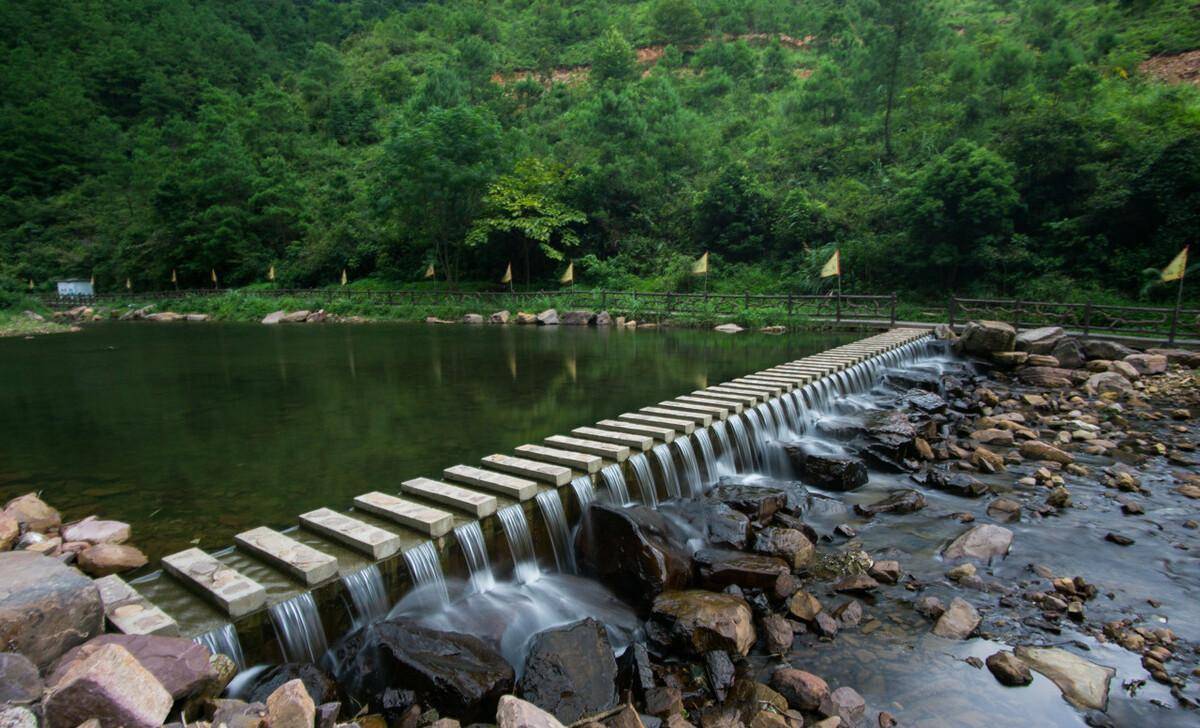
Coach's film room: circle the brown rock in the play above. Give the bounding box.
[752,528,814,570]
[0,551,103,669]
[787,591,822,621]
[648,591,756,657]
[43,643,172,728]
[932,598,980,639]
[971,446,1006,472]
[0,512,17,550]
[986,651,1032,686]
[49,634,218,701]
[1019,440,1074,465]
[265,679,315,728]
[76,543,147,576]
[760,614,793,655]
[1123,354,1167,376]
[868,559,901,584]
[4,493,61,532]
[496,695,565,728]
[61,517,131,545]
[769,668,828,711]
[819,686,866,726]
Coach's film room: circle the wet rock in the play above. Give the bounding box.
[516,311,537,325]
[986,651,1032,686]
[1051,338,1086,369]
[246,663,340,706]
[343,619,514,722]
[497,695,565,728]
[489,310,511,324]
[704,650,736,702]
[61,517,131,545]
[704,503,752,550]
[461,313,484,324]
[647,590,756,657]
[595,311,613,326]
[1104,532,1134,546]
[992,351,1029,369]
[813,612,839,638]
[787,590,822,621]
[855,489,926,516]
[760,614,793,654]
[1046,486,1071,509]
[832,574,879,594]
[0,512,17,550]
[714,324,744,334]
[1082,340,1135,361]
[1016,326,1065,354]
[915,596,945,619]
[266,679,316,728]
[932,598,980,639]
[833,600,863,628]
[970,446,1006,473]
[867,560,901,585]
[971,428,1014,446]
[940,472,989,498]
[957,320,1016,355]
[576,503,691,607]
[0,551,102,669]
[1123,353,1167,376]
[43,643,172,728]
[1013,646,1115,711]
[902,389,947,414]
[4,492,61,532]
[943,524,1013,562]
[0,652,41,704]
[752,528,814,570]
[769,668,828,711]
[784,447,868,491]
[1086,372,1133,397]
[1017,366,1079,388]
[1018,440,1074,465]
[0,706,37,728]
[560,310,595,326]
[818,686,866,726]
[76,543,148,576]
[987,498,1022,522]
[50,634,218,701]
[518,618,617,723]
[708,485,788,523]
[536,309,559,325]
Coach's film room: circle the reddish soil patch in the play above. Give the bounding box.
[1140,49,1200,85]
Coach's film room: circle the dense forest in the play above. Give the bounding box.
[2,0,1199,303]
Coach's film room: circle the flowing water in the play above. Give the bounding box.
[651,444,682,500]
[342,564,389,627]
[454,521,496,594]
[570,474,596,510]
[498,504,540,584]
[693,428,718,486]
[602,463,634,506]
[536,489,576,574]
[268,592,328,663]
[402,541,449,607]
[193,622,245,671]
[0,323,854,560]
[676,437,702,497]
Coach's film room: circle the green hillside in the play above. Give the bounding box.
[2,0,1198,303]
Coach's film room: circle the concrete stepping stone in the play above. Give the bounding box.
[737,376,794,391]
[162,548,266,618]
[640,405,711,427]
[544,434,630,462]
[595,419,676,443]
[299,507,401,559]
[482,453,573,485]
[93,575,179,636]
[698,388,760,406]
[618,412,695,434]
[570,426,654,451]
[729,378,786,394]
[677,395,743,414]
[661,399,730,419]
[353,492,454,537]
[234,526,339,586]
[443,465,539,500]
[514,444,602,473]
[401,477,498,518]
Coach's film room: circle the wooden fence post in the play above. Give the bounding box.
[1082,302,1092,340]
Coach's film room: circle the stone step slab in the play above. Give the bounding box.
[595,419,675,443]
[544,434,630,462]
[569,426,653,452]
[640,405,711,427]
[353,492,454,537]
[162,548,266,618]
[299,508,401,560]
[93,575,179,636]
[482,454,573,485]
[618,412,695,434]
[514,444,602,473]
[400,477,498,518]
[443,465,540,500]
[677,395,743,414]
[234,527,339,587]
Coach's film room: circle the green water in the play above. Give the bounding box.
[0,322,854,560]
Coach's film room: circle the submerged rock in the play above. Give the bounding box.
[518,618,617,723]
[931,598,980,639]
[0,551,103,669]
[647,590,756,657]
[694,549,790,590]
[943,524,1013,562]
[1013,646,1115,711]
[855,489,926,516]
[575,503,691,607]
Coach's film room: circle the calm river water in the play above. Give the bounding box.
[0,322,854,559]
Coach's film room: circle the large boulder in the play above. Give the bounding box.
[61,517,130,545]
[42,643,172,728]
[575,503,691,607]
[931,598,980,639]
[1123,353,1167,376]
[489,310,511,324]
[497,695,565,728]
[1013,646,1114,711]
[462,313,484,324]
[0,653,41,704]
[280,310,310,323]
[693,549,790,590]
[518,618,618,723]
[49,634,217,701]
[515,312,537,325]
[783,446,868,491]
[769,668,828,711]
[943,524,1013,562]
[1082,340,1135,361]
[1086,371,1133,397]
[707,484,789,523]
[595,311,613,327]
[4,493,61,532]
[76,543,148,576]
[0,552,103,669]
[536,309,559,325]
[957,320,1016,355]
[1050,337,1086,369]
[1015,326,1065,354]
[341,620,514,722]
[560,310,595,326]
[714,323,744,334]
[1017,366,1081,388]
[647,591,756,657]
[1146,348,1200,368]
[855,489,926,516]
[751,527,814,570]
[0,512,17,550]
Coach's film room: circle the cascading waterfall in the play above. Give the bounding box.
[694,427,718,484]
[769,399,789,438]
[498,504,540,584]
[454,521,496,594]
[652,444,682,500]
[571,474,596,510]
[342,565,389,627]
[194,623,245,671]
[745,408,768,462]
[728,416,754,470]
[602,463,634,506]
[713,420,736,473]
[268,592,328,663]
[536,489,576,574]
[403,541,449,607]
[676,437,702,497]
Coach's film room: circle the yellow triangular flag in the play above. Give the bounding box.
[341,269,348,286]
[268,265,275,282]
[501,262,512,284]
[1162,246,1189,282]
[692,252,709,275]
[171,268,177,284]
[125,277,132,290]
[210,269,217,284]
[559,261,574,285]
[820,250,840,278]
[424,263,435,279]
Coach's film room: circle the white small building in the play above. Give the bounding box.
[56,279,94,297]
